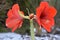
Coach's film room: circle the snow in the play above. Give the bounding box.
[0,32,60,40]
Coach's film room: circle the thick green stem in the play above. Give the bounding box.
[30,19,35,40]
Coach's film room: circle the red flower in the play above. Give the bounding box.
[36,2,57,32]
[6,4,24,32]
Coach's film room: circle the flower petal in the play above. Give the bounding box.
[12,4,20,18]
[36,2,49,18]
[12,4,20,11]
[41,18,54,32]
[44,6,57,18]
[36,18,41,26]
[7,9,13,18]
[12,24,18,32]
[11,21,23,32]
[18,21,23,28]
[6,18,21,28]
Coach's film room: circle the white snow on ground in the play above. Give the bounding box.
[0,32,60,40]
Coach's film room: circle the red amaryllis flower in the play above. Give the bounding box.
[36,2,57,32]
[6,4,24,32]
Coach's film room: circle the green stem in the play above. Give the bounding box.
[30,19,35,40]
[18,11,30,19]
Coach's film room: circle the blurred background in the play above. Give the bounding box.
[0,0,60,35]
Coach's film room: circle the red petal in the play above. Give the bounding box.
[39,2,49,7]
[18,21,23,28]
[12,4,20,18]
[36,18,41,26]
[44,6,57,18]
[7,9,13,18]
[12,4,20,11]
[12,24,18,32]
[6,18,22,28]
[12,21,23,32]
[36,2,49,18]
[41,18,54,32]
